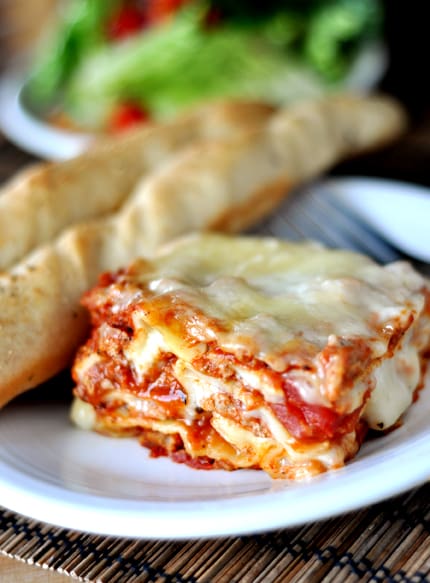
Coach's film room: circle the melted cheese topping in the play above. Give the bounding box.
[72,234,430,479]
[123,235,428,414]
[133,235,424,360]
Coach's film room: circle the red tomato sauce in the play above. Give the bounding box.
[272,378,363,443]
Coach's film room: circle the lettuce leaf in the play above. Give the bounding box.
[64,4,322,125]
[27,0,382,128]
[27,0,118,110]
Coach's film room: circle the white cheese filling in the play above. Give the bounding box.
[363,336,421,429]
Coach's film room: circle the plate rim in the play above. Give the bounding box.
[0,398,429,540]
[0,71,92,160]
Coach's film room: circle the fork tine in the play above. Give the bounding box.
[257,188,343,245]
[284,189,354,249]
[308,189,402,263]
[253,184,403,264]
[257,205,304,241]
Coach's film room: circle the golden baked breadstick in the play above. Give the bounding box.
[0,101,275,270]
[126,93,407,245]
[0,94,406,408]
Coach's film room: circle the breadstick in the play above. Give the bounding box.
[0,100,275,270]
[126,93,407,245]
[0,94,406,407]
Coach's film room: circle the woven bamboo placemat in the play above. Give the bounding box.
[1,483,430,582]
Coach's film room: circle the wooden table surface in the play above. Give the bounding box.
[0,555,70,582]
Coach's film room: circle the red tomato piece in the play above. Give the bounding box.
[108,102,151,132]
[107,5,147,40]
[146,0,189,24]
[273,379,362,442]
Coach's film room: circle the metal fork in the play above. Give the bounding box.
[254,182,428,272]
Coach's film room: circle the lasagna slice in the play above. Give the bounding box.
[71,234,430,480]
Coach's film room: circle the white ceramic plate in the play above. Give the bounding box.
[0,176,429,538]
[323,177,430,263]
[0,72,93,160]
[0,42,386,160]
[0,371,429,540]
[1,176,430,541]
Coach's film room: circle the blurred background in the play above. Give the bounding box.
[0,1,427,110]
[0,0,430,184]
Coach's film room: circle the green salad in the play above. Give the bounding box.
[27,0,383,131]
